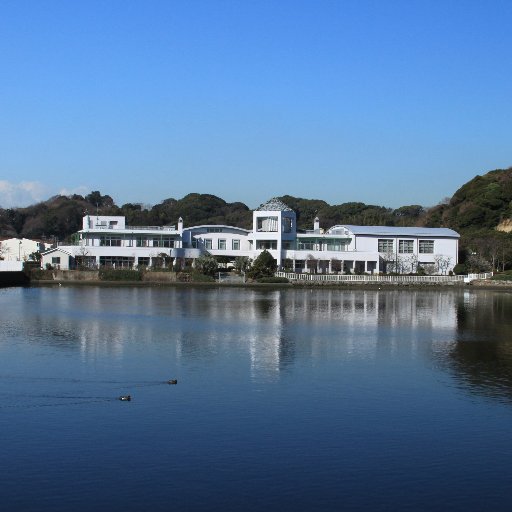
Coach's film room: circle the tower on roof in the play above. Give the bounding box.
[252,198,296,267]
[255,197,293,212]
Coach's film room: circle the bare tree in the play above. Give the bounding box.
[403,254,418,273]
[306,254,318,274]
[331,258,342,273]
[434,254,452,275]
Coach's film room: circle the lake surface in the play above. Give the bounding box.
[1,285,512,511]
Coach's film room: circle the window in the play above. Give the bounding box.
[378,239,394,252]
[232,239,240,250]
[138,257,150,267]
[419,240,434,253]
[207,227,222,233]
[204,239,212,250]
[100,235,122,247]
[297,241,315,250]
[257,216,278,232]
[136,237,149,247]
[153,238,175,248]
[218,239,226,250]
[282,217,292,233]
[52,257,61,264]
[256,240,277,250]
[399,240,414,253]
[99,256,135,269]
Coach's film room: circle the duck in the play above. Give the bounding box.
[167,379,178,385]
[119,395,131,401]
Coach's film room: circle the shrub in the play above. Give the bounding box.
[99,269,142,281]
[257,276,289,284]
[194,255,218,276]
[247,250,277,280]
[492,271,512,281]
[189,270,215,282]
[453,263,467,275]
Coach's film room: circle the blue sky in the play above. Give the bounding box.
[1,0,511,209]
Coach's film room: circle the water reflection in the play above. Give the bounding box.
[442,290,512,403]
[1,287,458,371]
[4,286,512,402]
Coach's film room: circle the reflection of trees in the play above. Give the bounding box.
[442,292,512,402]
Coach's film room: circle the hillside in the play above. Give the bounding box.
[422,167,512,231]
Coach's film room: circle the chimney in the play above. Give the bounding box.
[314,216,320,232]
[178,217,183,232]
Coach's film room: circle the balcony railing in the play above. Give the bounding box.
[88,225,176,231]
[125,225,176,231]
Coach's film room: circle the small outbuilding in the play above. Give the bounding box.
[40,248,75,270]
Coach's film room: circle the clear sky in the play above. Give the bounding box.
[1,0,511,209]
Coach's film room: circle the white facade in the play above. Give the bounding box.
[41,198,460,274]
[40,248,75,270]
[0,237,51,262]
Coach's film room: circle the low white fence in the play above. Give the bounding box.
[0,261,24,272]
[275,271,493,284]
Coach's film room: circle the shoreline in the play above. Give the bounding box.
[26,278,512,292]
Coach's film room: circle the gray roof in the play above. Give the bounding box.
[184,225,251,234]
[255,198,293,212]
[336,225,460,238]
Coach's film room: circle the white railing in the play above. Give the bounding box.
[465,272,493,283]
[275,272,494,284]
[125,225,176,231]
[88,225,176,231]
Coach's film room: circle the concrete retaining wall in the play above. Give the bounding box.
[142,272,177,283]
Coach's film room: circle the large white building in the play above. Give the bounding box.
[41,198,459,274]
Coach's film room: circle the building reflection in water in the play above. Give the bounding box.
[16,287,512,401]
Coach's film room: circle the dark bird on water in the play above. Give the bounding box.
[167,379,178,385]
[119,395,131,401]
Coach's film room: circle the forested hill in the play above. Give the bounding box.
[422,167,512,232]
[0,192,253,241]
[1,167,512,242]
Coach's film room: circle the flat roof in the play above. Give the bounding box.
[338,225,460,237]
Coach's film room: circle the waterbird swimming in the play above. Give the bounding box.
[167,379,178,385]
[119,395,131,401]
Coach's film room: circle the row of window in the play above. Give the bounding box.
[96,236,176,248]
[204,239,240,250]
[378,239,434,254]
[92,235,434,254]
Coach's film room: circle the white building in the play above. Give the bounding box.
[0,237,52,262]
[41,198,459,274]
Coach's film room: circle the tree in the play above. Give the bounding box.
[234,256,251,273]
[434,254,452,275]
[403,254,418,273]
[331,258,342,273]
[28,251,42,263]
[85,191,114,209]
[247,250,276,280]
[194,255,218,276]
[306,254,318,274]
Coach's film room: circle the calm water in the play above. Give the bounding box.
[1,285,512,511]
